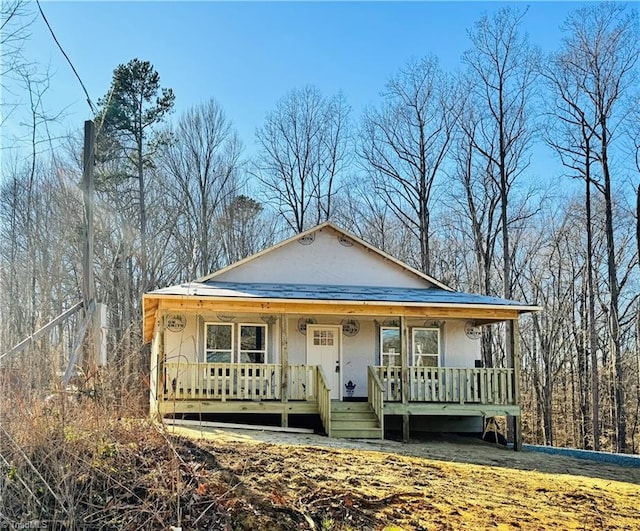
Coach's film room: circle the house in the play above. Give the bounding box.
[143,222,539,448]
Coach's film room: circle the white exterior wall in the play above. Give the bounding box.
[215,226,432,289]
[286,317,306,366]
[163,312,282,364]
[285,316,377,398]
[161,313,480,397]
[164,313,199,363]
[149,319,160,416]
[442,320,482,367]
[341,319,376,397]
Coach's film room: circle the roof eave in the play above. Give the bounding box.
[143,292,541,312]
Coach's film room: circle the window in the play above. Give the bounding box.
[239,324,267,363]
[379,326,442,366]
[205,323,233,362]
[313,329,334,346]
[204,322,268,363]
[380,327,400,366]
[412,328,440,367]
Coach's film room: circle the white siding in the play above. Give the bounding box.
[163,312,281,364]
[164,313,199,363]
[215,226,432,289]
[342,319,376,397]
[286,317,306,365]
[285,316,375,398]
[443,320,481,367]
[161,313,480,394]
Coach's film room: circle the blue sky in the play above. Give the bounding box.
[5,1,583,175]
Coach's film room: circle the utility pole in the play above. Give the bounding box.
[82,119,95,309]
[82,119,108,368]
[63,120,98,387]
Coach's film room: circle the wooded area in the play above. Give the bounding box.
[1,2,639,453]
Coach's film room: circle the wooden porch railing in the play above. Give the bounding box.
[378,366,402,401]
[316,366,332,437]
[367,366,384,434]
[288,364,317,400]
[375,366,517,405]
[163,363,318,402]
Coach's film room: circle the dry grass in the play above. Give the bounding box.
[1,385,638,530]
[176,427,640,530]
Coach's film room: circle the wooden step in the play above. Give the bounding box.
[331,419,380,430]
[329,401,382,439]
[330,401,372,413]
[331,426,383,439]
[331,410,377,421]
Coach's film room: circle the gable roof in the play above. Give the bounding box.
[198,221,453,291]
[143,222,541,343]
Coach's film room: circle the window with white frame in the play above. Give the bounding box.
[204,322,267,363]
[380,327,400,366]
[239,324,267,363]
[379,326,442,367]
[412,328,440,367]
[205,323,233,362]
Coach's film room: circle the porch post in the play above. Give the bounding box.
[280,314,289,427]
[400,315,410,442]
[511,317,522,451]
[149,314,162,418]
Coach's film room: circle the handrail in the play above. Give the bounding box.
[374,366,517,405]
[367,366,384,436]
[316,366,332,437]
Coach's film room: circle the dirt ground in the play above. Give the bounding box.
[168,424,640,530]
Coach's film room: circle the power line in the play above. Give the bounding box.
[36,0,97,114]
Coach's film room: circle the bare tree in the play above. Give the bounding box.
[541,29,610,448]
[461,7,540,447]
[629,92,640,275]
[462,6,539,303]
[0,156,84,387]
[518,210,579,445]
[0,0,35,129]
[158,99,242,278]
[560,3,639,452]
[218,195,278,266]
[254,85,350,233]
[359,56,457,274]
[450,105,502,366]
[333,175,420,269]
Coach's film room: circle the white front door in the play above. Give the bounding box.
[307,325,341,400]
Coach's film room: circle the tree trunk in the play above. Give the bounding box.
[137,135,147,292]
[585,172,600,450]
[601,128,625,452]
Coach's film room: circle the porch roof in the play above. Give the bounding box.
[151,281,537,309]
[143,281,540,343]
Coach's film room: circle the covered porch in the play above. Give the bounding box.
[158,361,519,439]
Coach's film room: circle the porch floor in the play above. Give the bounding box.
[158,399,519,436]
